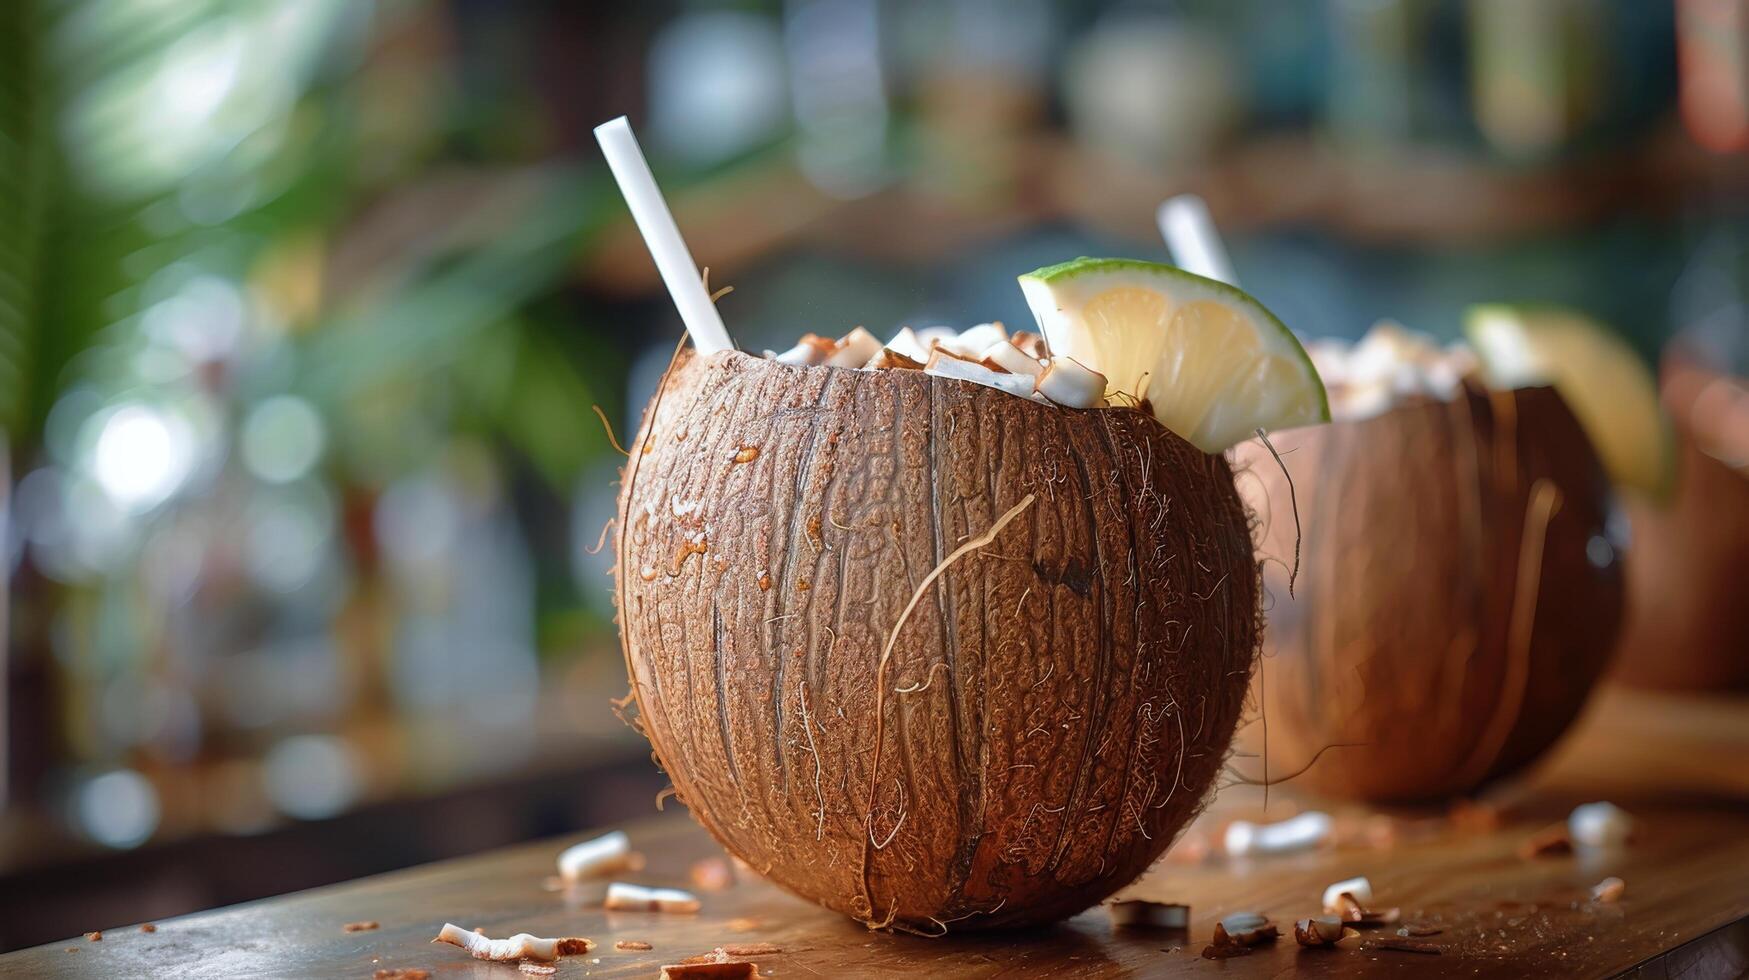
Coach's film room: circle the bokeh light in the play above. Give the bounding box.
[75,770,162,849]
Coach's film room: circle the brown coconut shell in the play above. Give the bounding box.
[1233,385,1622,803]
[614,349,1258,930]
[1612,362,1749,690]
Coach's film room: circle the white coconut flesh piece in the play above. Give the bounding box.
[1321,875,1374,911]
[1308,322,1485,421]
[433,923,593,962]
[938,321,1009,357]
[604,882,702,913]
[825,326,882,367]
[982,340,1044,376]
[924,350,1039,401]
[557,830,633,881]
[1569,801,1633,847]
[884,326,930,362]
[1223,810,1333,856]
[1035,357,1107,408]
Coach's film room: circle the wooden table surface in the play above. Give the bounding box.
[6,684,1748,980]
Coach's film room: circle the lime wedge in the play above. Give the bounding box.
[1465,304,1673,498]
[1018,257,1328,452]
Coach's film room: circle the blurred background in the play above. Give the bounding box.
[0,0,1745,952]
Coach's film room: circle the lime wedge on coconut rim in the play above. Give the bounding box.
[1019,257,1327,452]
[1465,304,1674,498]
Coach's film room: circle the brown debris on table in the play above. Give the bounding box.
[343,920,380,933]
[373,970,429,980]
[83,932,101,942]
[678,942,783,964]
[1202,917,1280,959]
[660,963,759,980]
[517,963,558,976]
[1518,823,1575,858]
[138,923,157,933]
[615,939,655,951]
[1370,937,1444,954]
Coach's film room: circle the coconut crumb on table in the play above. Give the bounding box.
[343,920,380,932]
[615,940,654,951]
[517,963,558,976]
[675,943,783,966]
[1202,914,1279,959]
[604,882,701,913]
[1591,876,1627,903]
[374,969,430,980]
[139,923,157,933]
[431,922,594,962]
[557,830,636,881]
[84,931,102,942]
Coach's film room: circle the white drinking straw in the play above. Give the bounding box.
[593,116,735,355]
[1158,194,1238,287]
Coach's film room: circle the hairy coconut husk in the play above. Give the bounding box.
[615,349,1258,930]
[1234,385,1621,802]
[1613,363,1749,690]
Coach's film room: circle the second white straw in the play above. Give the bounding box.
[593,116,735,356]
[1158,194,1239,287]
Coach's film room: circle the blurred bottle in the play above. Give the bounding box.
[1468,0,1607,160]
[1324,0,1452,150]
[1679,0,1749,153]
[785,0,892,198]
[1061,12,1245,167]
[899,0,1052,203]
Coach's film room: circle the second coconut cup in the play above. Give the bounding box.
[1235,338,1624,803]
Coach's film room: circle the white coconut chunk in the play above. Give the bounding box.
[981,340,1043,377]
[1107,900,1189,929]
[1590,876,1626,903]
[1222,810,1333,857]
[1304,338,1352,385]
[434,923,592,962]
[1294,914,1347,946]
[773,342,824,366]
[937,321,1008,357]
[1569,802,1633,847]
[604,882,701,913]
[1321,876,1374,912]
[1349,321,1444,384]
[826,327,882,367]
[924,350,1037,399]
[1219,912,1278,945]
[915,325,958,353]
[1035,357,1107,408]
[1330,380,1394,421]
[557,830,632,881]
[885,326,930,362]
[864,346,924,370]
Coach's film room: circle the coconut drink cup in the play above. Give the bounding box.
[613,345,1266,929]
[595,128,1327,929]
[1233,330,1624,803]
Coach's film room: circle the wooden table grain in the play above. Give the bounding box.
[6,684,1748,979]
